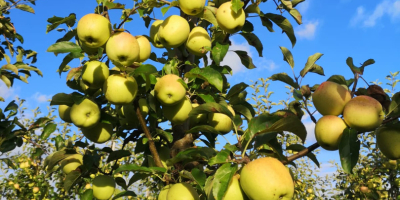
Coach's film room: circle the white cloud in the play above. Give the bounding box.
[254,57,278,72]
[31,92,51,103]
[295,20,319,40]
[297,0,310,14]
[304,121,316,143]
[220,40,252,74]
[350,0,400,27]
[0,81,15,101]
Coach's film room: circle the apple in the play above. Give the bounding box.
[154,74,187,106]
[186,26,212,57]
[189,103,208,128]
[224,174,248,200]
[60,154,83,174]
[360,186,369,193]
[19,161,30,169]
[103,74,138,105]
[178,0,206,15]
[81,61,109,89]
[58,105,72,123]
[307,188,313,194]
[32,186,39,194]
[80,42,105,55]
[216,2,246,34]
[376,123,400,159]
[158,185,171,200]
[312,81,351,116]
[158,15,190,48]
[106,32,140,67]
[13,183,20,190]
[70,98,101,128]
[208,105,235,134]
[343,95,384,132]
[162,98,192,124]
[135,35,151,62]
[167,183,200,200]
[81,122,113,144]
[240,157,294,200]
[138,98,149,117]
[77,13,112,48]
[314,115,347,151]
[93,175,116,200]
[149,20,164,48]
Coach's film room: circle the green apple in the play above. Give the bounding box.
[32,186,39,194]
[208,105,235,134]
[376,122,400,159]
[60,154,83,174]
[162,98,192,124]
[149,20,164,48]
[158,185,171,200]
[178,0,206,15]
[343,95,384,132]
[70,98,101,128]
[103,74,138,105]
[82,61,109,89]
[93,175,115,200]
[314,115,347,151]
[312,81,351,116]
[77,13,112,48]
[216,2,246,34]
[186,26,211,57]
[106,31,140,67]
[240,157,294,200]
[167,183,200,200]
[81,122,113,144]
[224,174,248,200]
[189,103,208,128]
[158,15,190,48]
[58,105,72,123]
[135,35,151,62]
[154,74,187,106]
[138,98,149,117]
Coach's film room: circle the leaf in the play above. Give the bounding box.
[232,103,254,121]
[234,50,256,69]
[112,191,137,200]
[300,53,324,77]
[64,171,81,191]
[58,52,84,75]
[289,8,302,25]
[161,5,171,16]
[166,147,216,166]
[245,113,283,142]
[339,128,360,174]
[212,163,238,200]
[185,67,223,92]
[198,94,216,103]
[264,13,296,47]
[231,0,244,13]
[115,177,127,190]
[0,75,11,88]
[260,16,274,32]
[80,189,93,200]
[187,125,221,135]
[279,46,294,69]
[201,6,218,26]
[388,92,400,117]
[156,129,173,143]
[47,41,82,55]
[189,102,234,119]
[212,41,229,65]
[4,100,18,113]
[191,168,206,188]
[292,0,305,7]
[50,93,74,106]
[107,150,131,163]
[16,4,35,13]
[226,82,248,100]
[41,123,57,140]
[208,149,230,165]
[258,114,307,143]
[114,164,166,174]
[46,14,76,33]
[2,64,18,75]
[301,64,324,76]
[346,57,375,75]
[239,33,263,57]
[269,73,299,88]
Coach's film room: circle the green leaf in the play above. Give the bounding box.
[161,5,171,16]
[239,33,263,57]
[187,125,221,135]
[289,8,302,25]
[115,177,127,190]
[301,64,324,76]
[41,123,57,140]
[327,75,347,85]
[107,150,131,163]
[300,53,324,77]
[128,173,150,187]
[191,168,206,188]
[226,82,248,100]
[198,94,216,103]
[64,171,81,192]
[279,46,294,69]
[156,129,173,143]
[286,144,320,167]
[245,113,282,142]
[112,191,137,200]
[244,3,260,14]
[388,92,400,117]
[234,50,256,69]
[50,93,74,106]
[208,149,230,165]
[4,100,18,114]
[201,6,218,26]
[185,67,223,92]
[264,13,296,47]
[58,52,84,75]
[270,73,299,88]
[212,41,229,65]
[2,64,18,75]
[232,103,254,121]
[231,0,244,13]
[339,128,360,174]
[166,147,216,166]
[260,16,274,32]
[346,57,375,75]
[47,41,82,55]
[292,0,305,7]
[114,164,166,174]
[212,163,238,200]
[46,14,76,33]
[189,102,234,119]
[16,4,35,13]
[258,113,307,143]
[80,189,93,200]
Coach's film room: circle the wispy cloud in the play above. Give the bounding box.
[295,20,320,40]
[31,92,51,104]
[304,121,316,144]
[350,0,400,27]
[0,81,18,101]
[297,0,310,14]
[220,40,253,74]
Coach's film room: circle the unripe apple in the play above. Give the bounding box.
[81,61,109,89]
[240,157,294,200]
[135,35,151,63]
[312,81,351,116]
[178,0,206,16]
[189,103,208,128]
[19,161,30,169]
[85,183,91,189]
[32,186,39,194]
[106,32,140,67]
[93,175,116,200]
[158,15,190,48]
[103,74,138,105]
[137,98,149,117]
[154,74,187,106]
[343,95,384,132]
[167,183,200,200]
[208,105,235,134]
[307,188,313,193]
[13,183,20,190]
[186,26,212,57]
[314,115,347,151]
[149,20,164,48]
[162,98,192,124]
[158,185,171,200]
[70,98,101,128]
[8,181,13,186]
[216,2,246,34]
[58,105,72,123]
[224,174,248,200]
[81,122,113,144]
[376,123,400,159]
[77,13,112,48]
[360,186,369,193]
[60,154,83,174]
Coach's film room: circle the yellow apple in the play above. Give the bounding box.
[154,74,187,106]
[312,81,351,116]
[81,122,113,144]
[58,105,72,123]
[376,123,400,159]
[77,13,112,48]
[158,185,171,200]
[158,15,190,48]
[343,95,384,132]
[360,186,370,193]
[162,98,192,124]
[135,35,151,62]
[13,183,20,190]
[240,157,294,200]
[167,183,200,200]
[149,20,164,48]
[19,161,30,169]
[85,183,91,189]
[138,98,149,117]
[314,115,347,151]
[106,32,140,67]
[189,103,208,128]
[81,61,109,89]
[216,2,246,34]
[103,74,138,105]
[70,98,101,128]
[93,175,116,200]
[32,186,39,194]
[60,154,83,174]
[178,0,206,15]
[186,26,211,57]
[208,105,235,134]
[224,174,248,200]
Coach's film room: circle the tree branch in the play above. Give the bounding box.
[281,142,320,165]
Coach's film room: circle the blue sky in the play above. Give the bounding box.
[1,0,400,176]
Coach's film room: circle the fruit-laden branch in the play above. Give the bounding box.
[281,142,320,165]
[136,107,164,168]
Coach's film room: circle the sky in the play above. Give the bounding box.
[1,0,400,178]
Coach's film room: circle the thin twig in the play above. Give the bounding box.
[281,142,320,165]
